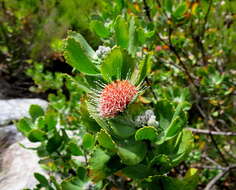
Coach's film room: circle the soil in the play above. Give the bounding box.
[0,76,47,99]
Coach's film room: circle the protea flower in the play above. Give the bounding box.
[89,80,141,119]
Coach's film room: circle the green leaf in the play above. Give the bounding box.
[135,55,152,85]
[128,16,136,56]
[82,133,95,149]
[97,129,116,150]
[172,129,193,166]
[118,141,147,165]
[45,112,57,131]
[137,27,146,44]
[173,3,187,19]
[64,31,100,75]
[101,47,123,82]
[46,132,62,153]
[109,118,136,138]
[35,116,45,130]
[114,16,129,48]
[16,118,32,136]
[77,167,87,180]
[90,20,110,38]
[135,126,158,142]
[67,141,83,156]
[28,129,47,142]
[29,104,44,121]
[80,100,101,133]
[155,100,187,142]
[89,148,110,181]
[150,154,172,174]
[34,173,49,186]
[63,73,91,94]
[62,178,103,190]
[165,114,186,140]
[165,0,173,13]
[121,49,136,79]
[144,172,198,190]
[61,178,83,190]
[155,100,174,129]
[100,47,136,81]
[143,176,183,190]
[145,30,155,38]
[182,168,199,190]
[122,164,150,179]
[165,100,187,139]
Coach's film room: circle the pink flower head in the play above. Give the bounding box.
[98,80,138,118]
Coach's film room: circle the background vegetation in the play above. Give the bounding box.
[0,0,236,189]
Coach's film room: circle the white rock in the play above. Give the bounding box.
[0,99,48,125]
[0,125,24,150]
[0,139,46,190]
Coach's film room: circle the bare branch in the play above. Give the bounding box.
[194,103,230,166]
[202,0,213,37]
[167,27,199,90]
[192,165,225,170]
[202,154,222,168]
[187,128,236,136]
[204,165,236,190]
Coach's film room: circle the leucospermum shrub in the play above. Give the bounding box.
[17,24,197,189]
[14,0,236,189]
[15,0,209,188]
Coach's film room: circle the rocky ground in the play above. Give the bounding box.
[0,99,48,190]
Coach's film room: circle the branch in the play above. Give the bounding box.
[192,165,225,170]
[145,77,158,101]
[167,27,199,90]
[194,103,230,166]
[204,165,236,190]
[202,0,213,37]
[202,153,222,168]
[143,0,152,22]
[187,128,236,136]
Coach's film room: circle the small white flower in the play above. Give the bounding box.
[95,46,111,59]
[135,109,159,127]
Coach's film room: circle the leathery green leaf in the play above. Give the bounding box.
[82,133,95,149]
[135,126,158,142]
[97,129,116,150]
[90,20,110,38]
[64,31,100,75]
[101,47,123,82]
[117,141,147,165]
[28,129,47,142]
[114,16,129,48]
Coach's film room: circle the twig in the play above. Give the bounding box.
[205,120,230,166]
[192,165,225,170]
[204,165,236,190]
[208,129,229,166]
[145,77,158,101]
[195,103,229,166]
[202,154,222,168]
[187,128,236,136]
[225,113,236,125]
[189,13,209,65]
[202,0,213,37]
[167,27,199,90]
[143,0,152,22]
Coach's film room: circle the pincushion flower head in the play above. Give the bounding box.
[89,79,142,119]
